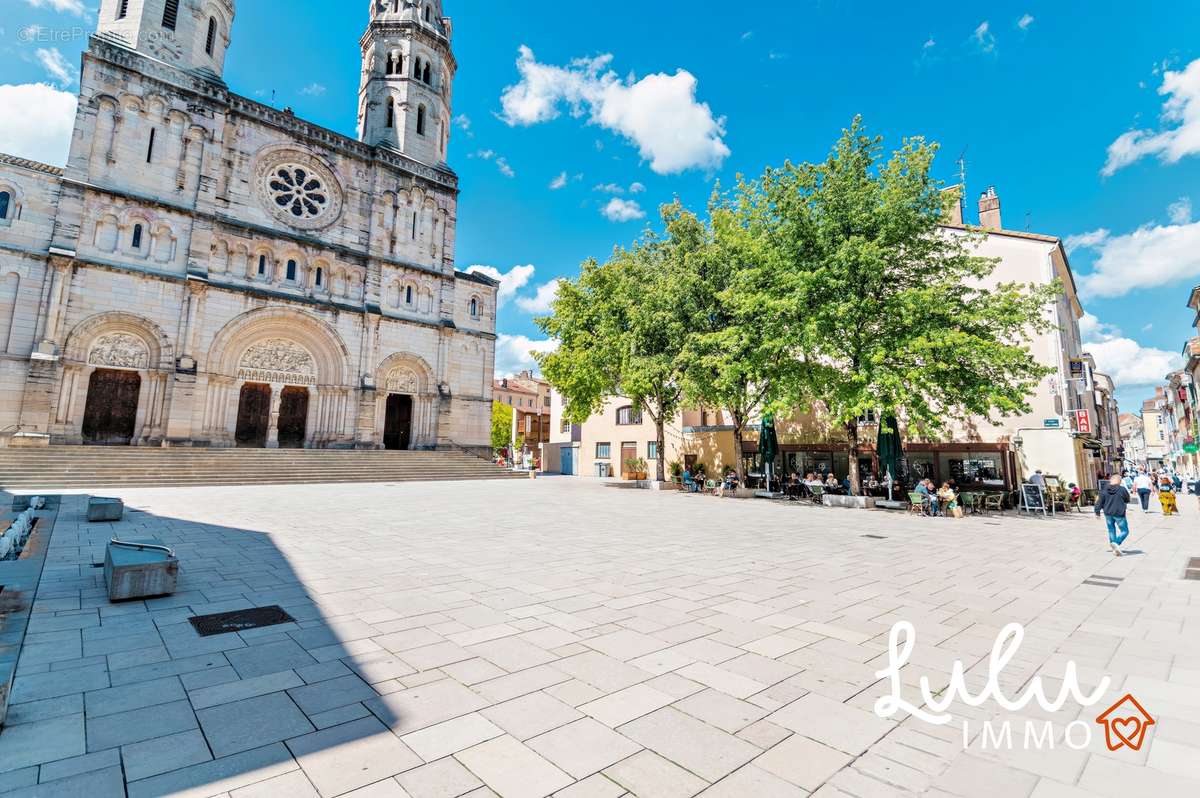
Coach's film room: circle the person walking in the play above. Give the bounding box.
[1158,473,1178,516]
[1133,469,1154,512]
[1095,474,1131,556]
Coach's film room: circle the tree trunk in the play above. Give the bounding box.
[655,416,666,482]
[846,420,860,495]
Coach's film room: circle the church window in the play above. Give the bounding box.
[411,212,417,239]
[422,62,432,84]
[131,224,143,250]
[424,6,431,22]
[162,0,179,31]
[469,297,479,317]
[405,285,413,305]
[257,254,266,275]
[268,165,329,221]
[286,259,297,281]
[416,105,426,136]
[315,267,323,287]
[0,192,9,221]
[385,101,394,128]
[413,58,422,79]
[146,128,155,163]
[205,18,217,56]
[116,0,128,19]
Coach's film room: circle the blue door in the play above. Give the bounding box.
[561,446,574,475]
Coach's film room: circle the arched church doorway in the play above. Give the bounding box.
[384,394,413,450]
[277,386,309,449]
[235,382,271,447]
[81,368,141,445]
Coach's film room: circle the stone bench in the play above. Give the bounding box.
[87,497,124,522]
[822,495,877,510]
[104,537,178,601]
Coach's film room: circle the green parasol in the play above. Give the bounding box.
[876,415,902,485]
[760,414,780,478]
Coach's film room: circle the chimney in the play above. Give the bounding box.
[978,186,1002,230]
[940,186,964,225]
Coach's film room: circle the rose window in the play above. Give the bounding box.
[268,166,328,220]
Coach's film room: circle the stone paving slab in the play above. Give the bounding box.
[0,481,1196,797]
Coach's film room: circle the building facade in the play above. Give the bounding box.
[493,370,551,452]
[0,0,497,452]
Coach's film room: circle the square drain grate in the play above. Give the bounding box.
[1185,557,1200,581]
[1082,574,1122,589]
[189,605,296,637]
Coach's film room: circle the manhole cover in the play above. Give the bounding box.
[189,605,296,637]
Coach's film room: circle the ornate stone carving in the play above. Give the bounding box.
[88,333,150,369]
[253,147,344,231]
[237,338,317,386]
[385,367,419,394]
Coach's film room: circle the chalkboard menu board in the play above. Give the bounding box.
[1021,483,1046,512]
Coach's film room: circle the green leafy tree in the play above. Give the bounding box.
[757,117,1057,489]
[537,204,706,482]
[490,401,513,454]
[680,189,808,486]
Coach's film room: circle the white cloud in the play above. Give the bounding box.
[469,148,514,177]
[465,264,534,307]
[923,37,936,50]
[1102,57,1200,175]
[593,182,624,194]
[972,21,996,54]
[35,47,76,86]
[23,0,85,15]
[548,171,568,190]
[629,182,645,193]
[454,114,471,131]
[1017,14,1034,31]
[1064,228,1110,252]
[495,333,558,377]
[1168,196,1192,224]
[1088,338,1181,387]
[602,197,645,222]
[1076,219,1200,298]
[0,83,76,166]
[1080,312,1182,389]
[299,83,326,96]
[499,46,729,175]
[741,31,754,41]
[515,280,560,314]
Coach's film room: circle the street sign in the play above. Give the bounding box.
[1043,418,1062,429]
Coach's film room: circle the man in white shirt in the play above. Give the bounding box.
[1133,470,1154,512]
[1029,470,1046,488]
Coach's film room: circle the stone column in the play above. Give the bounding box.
[266,383,283,448]
[304,386,319,448]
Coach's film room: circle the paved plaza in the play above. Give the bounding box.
[1,478,1198,798]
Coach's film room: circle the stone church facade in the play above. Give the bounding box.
[0,0,498,452]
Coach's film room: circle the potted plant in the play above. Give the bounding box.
[622,457,640,480]
[633,457,648,480]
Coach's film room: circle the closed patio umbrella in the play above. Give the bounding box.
[877,415,902,496]
[760,414,780,487]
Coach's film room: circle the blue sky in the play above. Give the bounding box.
[3,0,1200,413]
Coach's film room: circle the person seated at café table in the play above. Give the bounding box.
[824,473,840,493]
[937,481,958,515]
[917,478,938,515]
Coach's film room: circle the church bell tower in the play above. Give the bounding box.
[358,0,456,166]
[95,0,235,80]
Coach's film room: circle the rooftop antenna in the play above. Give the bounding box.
[270,89,276,106]
[1025,210,1032,231]
[956,146,968,189]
